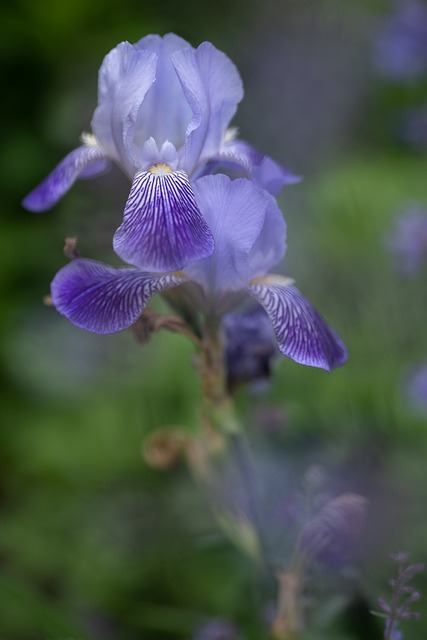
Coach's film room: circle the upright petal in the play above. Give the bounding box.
[113,168,214,272]
[184,175,268,295]
[133,34,193,149]
[92,42,157,175]
[217,139,302,195]
[248,192,287,278]
[249,277,347,371]
[22,145,110,212]
[172,42,243,174]
[51,258,183,334]
[139,138,179,171]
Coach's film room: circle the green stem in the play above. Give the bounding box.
[186,316,303,639]
[229,431,272,575]
[199,315,240,435]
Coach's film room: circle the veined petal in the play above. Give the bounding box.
[51,258,183,334]
[22,145,109,212]
[218,139,301,195]
[113,168,214,272]
[249,277,347,371]
[172,42,243,174]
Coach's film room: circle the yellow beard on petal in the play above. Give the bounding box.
[80,132,99,147]
[170,270,187,279]
[149,163,172,176]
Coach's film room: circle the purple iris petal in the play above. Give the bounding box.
[113,169,214,272]
[92,43,157,173]
[22,145,109,212]
[133,34,192,149]
[248,191,287,277]
[139,138,179,171]
[384,620,403,640]
[251,154,302,195]
[192,618,239,640]
[51,258,182,334]
[375,0,427,81]
[172,42,243,175]
[79,158,111,178]
[218,139,301,195]
[185,175,268,295]
[223,306,278,390]
[405,363,427,413]
[249,279,347,371]
[386,204,427,275]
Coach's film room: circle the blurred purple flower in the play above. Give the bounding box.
[51,174,347,371]
[375,0,427,81]
[23,34,298,273]
[192,618,240,640]
[385,620,404,640]
[223,306,278,390]
[377,552,423,640]
[405,363,427,412]
[296,492,368,569]
[386,204,427,275]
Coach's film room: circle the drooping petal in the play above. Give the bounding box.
[113,169,214,272]
[249,277,347,371]
[172,42,243,174]
[22,145,110,212]
[217,139,301,195]
[184,175,268,295]
[92,42,157,175]
[79,158,111,178]
[51,258,183,334]
[133,34,193,150]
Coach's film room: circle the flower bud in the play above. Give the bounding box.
[141,427,187,470]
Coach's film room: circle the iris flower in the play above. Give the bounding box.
[23,34,298,273]
[51,175,346,371]
[387,204,427,275]
[375,0,427,81]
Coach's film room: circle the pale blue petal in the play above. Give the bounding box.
[113,169,214,272]
[139,138,179,171]
[92,42,157,175]
[217,139,302,195]
[22,145,109,212]
[133,34,193,150]
[51,258,183,334]
[184,175,268,294]
[172,42,243,175]
[249,279,347,371]
[248,192,287,277]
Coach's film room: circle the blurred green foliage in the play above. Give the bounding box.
[2,1,427,639]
